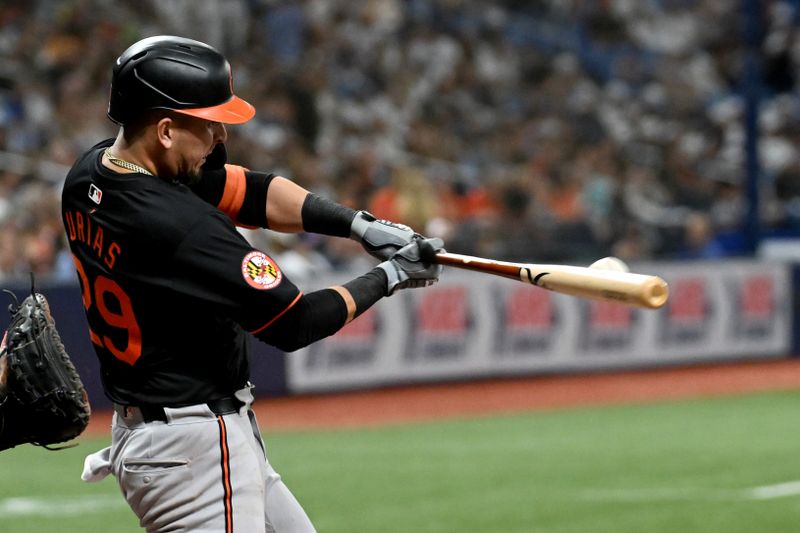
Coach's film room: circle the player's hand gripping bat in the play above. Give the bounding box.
[419,246,668,309]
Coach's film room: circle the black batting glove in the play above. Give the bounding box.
[378,237,444,295]
[351,211,419,261]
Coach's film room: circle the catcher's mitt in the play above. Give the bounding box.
[0,285,91,451]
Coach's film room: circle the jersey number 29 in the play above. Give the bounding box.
[73,256,142,365]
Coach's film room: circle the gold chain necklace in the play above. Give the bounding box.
[104,148,154,176]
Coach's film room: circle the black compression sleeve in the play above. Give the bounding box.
[343,267,389,314]
[255,288,348,352]
[240,171,275,228]
[301,193,357,237]
[253,268,388,352]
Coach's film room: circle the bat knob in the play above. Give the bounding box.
[416,237,441,263]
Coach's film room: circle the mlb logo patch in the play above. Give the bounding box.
[88,184,103,205]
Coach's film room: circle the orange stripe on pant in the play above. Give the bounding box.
[217,416,234,533]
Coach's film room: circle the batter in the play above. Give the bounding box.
[65,35,443,532]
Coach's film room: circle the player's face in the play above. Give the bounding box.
[169,114,227,183]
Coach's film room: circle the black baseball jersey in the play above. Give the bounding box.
[61,139,301,406]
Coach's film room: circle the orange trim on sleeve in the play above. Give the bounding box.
[218,164,248,220]
[249,292,303,334]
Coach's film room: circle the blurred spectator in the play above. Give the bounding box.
[368,165,440,232]
[150,0,248,54]
[1,0,799,285]
[675,212,728,259]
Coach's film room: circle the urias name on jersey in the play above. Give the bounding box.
[64,208,121,269]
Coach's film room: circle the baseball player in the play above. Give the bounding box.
[63,35,443,532]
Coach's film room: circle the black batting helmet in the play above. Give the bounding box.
[108,35,255,125]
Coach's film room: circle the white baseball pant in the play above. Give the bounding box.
[82,386,316,532]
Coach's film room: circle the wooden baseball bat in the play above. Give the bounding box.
[431,252,669,309]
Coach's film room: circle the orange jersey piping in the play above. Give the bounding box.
[249,292,303,335]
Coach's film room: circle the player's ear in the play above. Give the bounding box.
[155,116,175,149]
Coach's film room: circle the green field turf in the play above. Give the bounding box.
[2,390,800,532]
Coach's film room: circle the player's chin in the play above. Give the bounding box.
[177,166,203,186]
[187,167,203,185]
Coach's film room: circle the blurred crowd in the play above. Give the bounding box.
[0,0,799,284]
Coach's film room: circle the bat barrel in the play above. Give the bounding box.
[433,252,669,309]
[520,264,670,309]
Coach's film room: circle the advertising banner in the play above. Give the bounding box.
[287,260,793,393]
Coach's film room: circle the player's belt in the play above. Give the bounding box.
[116,396,244,423]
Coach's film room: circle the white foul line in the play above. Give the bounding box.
[578,480,800,502]
[0,494,125,517]
[578,487,737,502]
[744,480,800,500]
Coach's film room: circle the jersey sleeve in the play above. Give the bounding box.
[192,165,276,229]
[170,210,301,333]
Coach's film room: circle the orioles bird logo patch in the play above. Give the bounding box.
[241,251,282,290]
